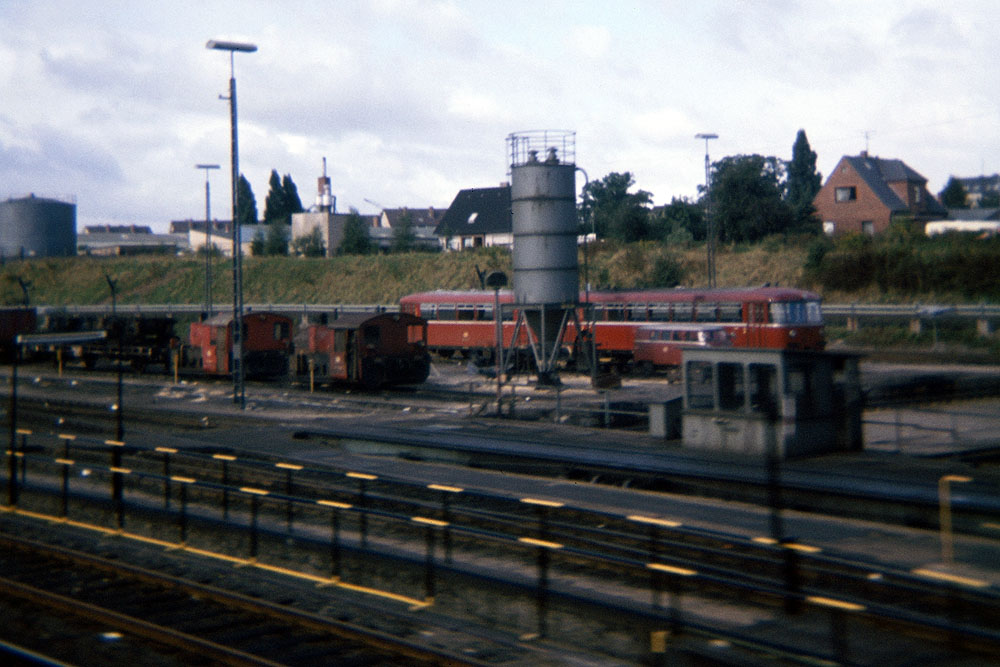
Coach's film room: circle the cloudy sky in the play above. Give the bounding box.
[2,1,998,232]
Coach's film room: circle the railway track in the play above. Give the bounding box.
[0,532,485,667]
[5,424,999,665]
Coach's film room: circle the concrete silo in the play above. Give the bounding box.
[507,130,580,384]
[0,195,77,258]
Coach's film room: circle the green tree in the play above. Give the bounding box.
[338,208,374,255]
[236,174,258,228]
[785,129,822,228]
[281,174,304,216]
[650,197,705,243]
[938,177,969,208]
[709,154,794,243]
[264,220,289,255]
[250,229,265,256]
[580,172,653,242]
[292,228,326,257]
[263,170,287,224]
[391,211,417,253]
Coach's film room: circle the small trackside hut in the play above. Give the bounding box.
[681,348,863,458]
[186,312,292,379]
[294,312,431,390]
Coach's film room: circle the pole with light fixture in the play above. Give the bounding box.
[206,39,256,409]
[695,133,718,288]
[196,163,220,318]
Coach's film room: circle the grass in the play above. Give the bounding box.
[0,240,987,308]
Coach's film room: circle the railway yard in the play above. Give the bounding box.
[1,358,999,665]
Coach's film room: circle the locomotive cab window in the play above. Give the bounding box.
[363,325,380,347]
[274,321,290,341]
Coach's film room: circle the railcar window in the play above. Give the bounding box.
[648,305,672,321]
[437,306,456,321]
[334,331,346,354]
[274,322,290,341]
[605,305,626,321]
[419,303,434,317]
[685,361,714,409]
[719,303,742,322]
[674,303,694,321]
[718,362,744,411]
[456,306,477,321]
[695,304,719,322]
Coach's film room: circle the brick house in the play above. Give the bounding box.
[813,152,946,236]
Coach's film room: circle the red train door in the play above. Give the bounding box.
[746,302,768,348]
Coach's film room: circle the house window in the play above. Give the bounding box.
[861,220,874,235]
[914,188,921,203]
[835,186,857,202]
[823,221,835,236]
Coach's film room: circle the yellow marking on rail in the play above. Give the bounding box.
[333,579,429,608]
[783,542,822,554]
[807,596,865,612]
[105,440,126,447]
[15,429,31,436]
[628,515,681,528]
[520,498,564,508]
[518,537,563,549]
[912,568,990,589]
[647,563,697,577]
[412,516,449,528]
[54,458,74,466]
[212,454,237,461]
[316,500,352,510]
[275,462,303,471]
[170,476,196,484]
[4,500,437,610]
[58,434,76,441]
[239,486,269,496]
[427,484,463,493]
[155,447,178,454]
[983,522,1000,532]
[109,467,132,475]
[752,537,778,545]
[346,472,377,481]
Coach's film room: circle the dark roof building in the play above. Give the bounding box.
[813,152,947,236]
[434,185,512,250]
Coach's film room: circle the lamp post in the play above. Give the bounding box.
[695,133,718,288]
[196,164,220,317]
[207,39,257,409]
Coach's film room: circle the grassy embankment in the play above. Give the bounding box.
[1,241,996,355]
[0,243,811,307]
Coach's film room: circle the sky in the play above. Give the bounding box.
[2,1,998,233]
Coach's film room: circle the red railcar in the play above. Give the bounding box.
[186,311,292,379]
[294,312,430,389]
[399,286,824,368]
[632,323,731,376]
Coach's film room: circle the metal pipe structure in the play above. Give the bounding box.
[207,39,257,409]
[196,164,220,317]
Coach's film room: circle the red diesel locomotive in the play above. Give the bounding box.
[294,312,431,389]
[399,286,824,368]
[185,312,293,379]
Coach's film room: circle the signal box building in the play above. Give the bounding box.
[814,152,946,236]
[682,348,862,458]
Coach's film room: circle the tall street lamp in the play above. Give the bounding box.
[695,133,718,288]
[207,39,257,409]
[196,164,220,318]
